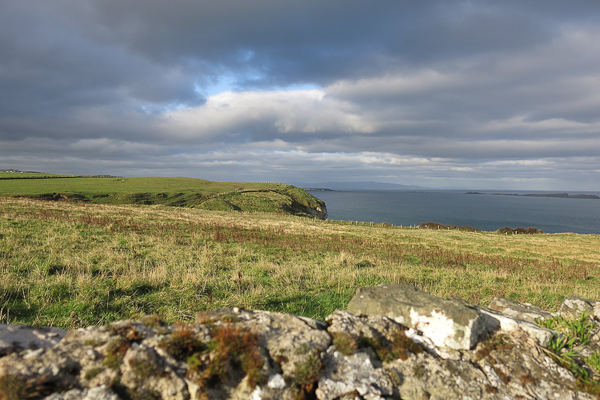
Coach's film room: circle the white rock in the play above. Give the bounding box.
[347,284,486,350]
[0,324,66,356]
[250,385,263,400]
[83,385,120,400]
[267,373,286,389]
[476,307,556,347]
[316,346,392,400]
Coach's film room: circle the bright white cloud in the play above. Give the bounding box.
[327,70,462,99]
[161,89,376,141]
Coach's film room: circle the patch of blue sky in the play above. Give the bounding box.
[196,76,238,97]
[196,75,321,97]
[140,102,190,115]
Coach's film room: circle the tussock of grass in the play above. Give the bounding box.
[294,349,323,396]
[160,323,206,361]
[184,323,264,393]
[332,332,357,356]
[103,338,130,370]
[537,314,595,350]
[0,197,599,328]
[537,314,600,394]
[357,332,423,362]
[84,366,105,381]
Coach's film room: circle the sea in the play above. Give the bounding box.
[307,190,600,234]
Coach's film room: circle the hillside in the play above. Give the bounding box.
[0,174,327,219]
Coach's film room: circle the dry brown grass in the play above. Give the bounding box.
[1,197,599,328]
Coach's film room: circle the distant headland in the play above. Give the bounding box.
[466,191,600,199]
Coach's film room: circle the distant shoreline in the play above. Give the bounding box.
[465,191,600,200]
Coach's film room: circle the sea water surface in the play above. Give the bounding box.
[307,190,600,234]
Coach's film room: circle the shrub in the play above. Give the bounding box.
[160,323,206,361]
[497,226,544,235]
[294,349,323,392]
[103,337,130,370]
[188,323,265,389]
[419,222,481,232]
[332,332,357,356]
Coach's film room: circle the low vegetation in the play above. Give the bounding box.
[0,195,599,329]
[496,226,545,235]
[419,222,482,232]
[420,222,545,235]
[0,175,325,218]
[537,314,600,394]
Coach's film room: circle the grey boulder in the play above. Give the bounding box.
[347,284,486,350]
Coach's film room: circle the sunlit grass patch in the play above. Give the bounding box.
[0,197,599,328]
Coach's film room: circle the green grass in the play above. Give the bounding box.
[0,176,325,217]
[537,314,600,393]
[0,197,599,329]
[0,171,76,179]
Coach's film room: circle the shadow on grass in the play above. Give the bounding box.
[1,303,40,323]
[2,282,168,328]
[263,290,354,321]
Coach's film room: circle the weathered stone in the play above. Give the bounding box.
[326,310,410,346]
[389,350,499,400]
[198,309,331,380]
[317,346,393,400]
[467,332,598,400]
[44,385,120,400]
[2,291,600,400]
[489,297,557,322]
[0,323,66,357]
[559,296,600,318]
[347,284,486,350]
[476,306,556,347]
[120,343,189,400]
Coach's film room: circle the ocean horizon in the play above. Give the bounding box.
[308,189,600,235]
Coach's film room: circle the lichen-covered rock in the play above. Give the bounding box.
[468,332,597,400]
[347,284,487,350]
[559,296,600,319]
[1,288,600,400]
[194,308,331,400]
[389,350,497,400]
[0,324,66,357]
[120,343,189,400]
[44,385,120,400]
[237,309,331,379]
[320,311,420,399]
[489,297,557,322]
[317,347,394,400]
[476,306,556,347]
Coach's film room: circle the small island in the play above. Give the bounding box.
[523,193,600,199]
[466,191,599,199]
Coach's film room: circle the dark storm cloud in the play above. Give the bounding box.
[72,0,559,86]
[1,0,600,189]
[0,1,203,141]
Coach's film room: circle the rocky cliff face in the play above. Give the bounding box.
[2,285,600,400]
[303,203,328,220]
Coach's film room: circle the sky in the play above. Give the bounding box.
[1,1,600,190]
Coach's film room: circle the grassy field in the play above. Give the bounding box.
[1,197,599,329]
[0,175,325,217]
[0,171,76,179]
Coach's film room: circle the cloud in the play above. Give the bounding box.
[1,0,600,190]
[160,90,375,146]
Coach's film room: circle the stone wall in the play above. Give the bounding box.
[2,284,600,399]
